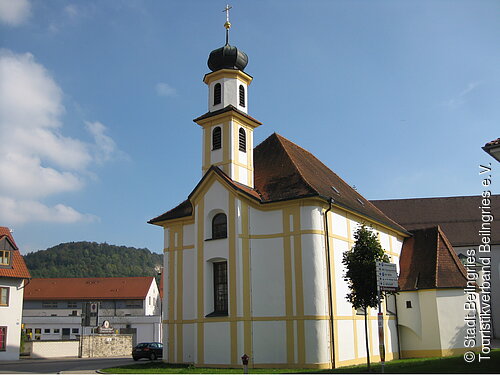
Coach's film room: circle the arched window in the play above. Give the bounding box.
[239,85,245,107]
[212,213,227,239]
[214,83,221,105]
[213,261,228,314]
[238,128,246,152]
[212,127,221,150]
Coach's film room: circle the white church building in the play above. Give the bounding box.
[149,17,479,369]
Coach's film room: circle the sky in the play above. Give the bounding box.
[0,0,499,254]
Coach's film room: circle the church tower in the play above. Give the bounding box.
[194,7,261,188]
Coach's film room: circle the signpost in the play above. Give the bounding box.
[375,262,398,373]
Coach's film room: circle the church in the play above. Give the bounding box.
[149,14,478,369]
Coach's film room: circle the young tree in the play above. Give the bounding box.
[342,225,389,371]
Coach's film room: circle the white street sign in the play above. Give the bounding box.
[376,262,398,289]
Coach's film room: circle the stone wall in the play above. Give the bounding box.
[80,334,132,358]
[26,340,80,358]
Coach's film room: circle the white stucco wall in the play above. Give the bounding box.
[0,278,24,361]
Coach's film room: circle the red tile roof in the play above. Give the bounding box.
[371,195,500,246]
[24,276,155,300]
[399,226,468,291]
[485,138,500,147]
[0,226,31,279]
[150,133,407,235]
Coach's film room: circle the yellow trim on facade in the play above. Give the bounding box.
[164,244,195,253]
[203,69,253,86]
[228,195,238,365]
[176,227,184,363]
[240,200,253,364]
[401,347,478,358]
[196,199,205,365]
[282,207,295,364]
[168,226,176,361]
[292,206,306,364]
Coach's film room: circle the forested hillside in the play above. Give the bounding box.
[24,241,163,278]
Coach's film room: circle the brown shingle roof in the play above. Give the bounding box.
[485,138,500,147]
[399,226,468,291]
[24,276,155,300]
[0,227,31,279]
[371,195,500,246]
[150,133,408,234]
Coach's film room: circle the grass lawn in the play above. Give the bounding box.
[100,349,500,374]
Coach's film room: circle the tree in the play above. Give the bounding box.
[342,225,389,371]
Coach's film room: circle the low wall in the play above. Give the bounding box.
[26,340,79,358]
[81,334,132,358]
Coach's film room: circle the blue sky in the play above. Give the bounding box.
[1,0,498,254]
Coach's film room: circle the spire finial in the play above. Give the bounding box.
[223,4,232,45]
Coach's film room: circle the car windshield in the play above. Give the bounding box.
[135,343,148,348]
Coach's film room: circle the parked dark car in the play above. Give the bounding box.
[132,342,163,360]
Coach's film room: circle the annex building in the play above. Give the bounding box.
[23,276,161,346]
[149,19,479,369]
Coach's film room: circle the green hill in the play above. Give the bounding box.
[24,241,163,278]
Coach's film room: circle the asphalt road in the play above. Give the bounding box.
[0,357,138,374]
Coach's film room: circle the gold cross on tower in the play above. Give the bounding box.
[223,4,232,44]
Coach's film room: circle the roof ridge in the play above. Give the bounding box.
[436,225,468,280]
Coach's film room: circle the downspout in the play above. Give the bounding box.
[324,198,335,368]
[386,294,401,359]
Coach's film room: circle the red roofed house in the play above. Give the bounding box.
[0,226,31,360]
[483,138,500,162]
[23,276,161,346]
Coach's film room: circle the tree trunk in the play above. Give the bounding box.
[364,309,371,371]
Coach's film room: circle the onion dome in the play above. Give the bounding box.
[207,44,248,72]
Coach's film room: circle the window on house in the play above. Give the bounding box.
[214,83,221,105]
[35,328,41,334]
[0,250,10,266]
[53,329,60,334]
[125,300,143,308]
[212,127,221,150]
[72,328,79,334]
[212,213,227,239]
[239,85,245,107]
[238,128,246,152]
[406,301,412,308]
[0,287,9,306]
[213,261,228,315]
[67,302,77,308]
[0,327,6,351]
[42,301,58,308]
[44,329,50,334]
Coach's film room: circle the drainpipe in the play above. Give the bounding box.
[324,198,335,368]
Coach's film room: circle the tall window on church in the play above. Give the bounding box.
[213,262,228,315]
[214,83,221,105]
[239,128,246,152]
[212,213,227,239]
[239,85,245,107]
[212,127,221,150]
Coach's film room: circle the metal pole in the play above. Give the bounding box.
[377,286,385,373]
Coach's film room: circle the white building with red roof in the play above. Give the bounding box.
[0,226,31,360]
[22,276,161,346]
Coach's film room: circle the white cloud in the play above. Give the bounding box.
[155,82,177,97]
[0,0,31,26]
[0,197,97,224]
[444,81,481,108]
[0,49,120,224]
[64,4,79,18]
[85,121,118,163]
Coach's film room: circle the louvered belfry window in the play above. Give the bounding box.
[213,262,228,314]
[212,213,227,239]
[214,83,221,105]
[238,128,246,152]
[239,85,245,107]
[212,127,221,150]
